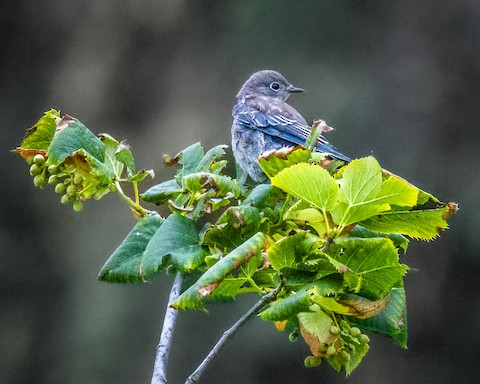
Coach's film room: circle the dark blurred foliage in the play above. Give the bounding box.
[1,1,478,383]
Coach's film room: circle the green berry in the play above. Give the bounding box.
[340,351,351,363]
[61,194,72,204]
[359,334,370,344]
[326,345,337,356]
[29,164,42,176]
[33,174,45,187]
[288,331,298,343]
[33,154,45,166]
[66,184,77,197]
[26,155,34,165]
[48,175,59,185]
[73,173,83,185]
[55,183,66,194]
[48,164,59,174]
[350,327,361,337]
[304,355,321,368]
[73,200,83,212]
[329,325,339,335]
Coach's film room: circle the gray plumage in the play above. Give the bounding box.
[231,70,350,182]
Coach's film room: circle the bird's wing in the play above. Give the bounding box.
[233,98,351,162]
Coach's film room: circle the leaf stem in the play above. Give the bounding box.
[184,279,285,384]
[115,180,150,217]
[150,273,183,384]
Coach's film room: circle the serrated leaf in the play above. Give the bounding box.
[298,309,335,351]
[171,232,265,310]
[272,163,339,212]
[377,175,419,207]
[141,213,205,278]
[18,109,59,151]
[98,214,164,283]
[331,237,408,300]
[125,169,155,183]
[348,288,408,348]
[340,293,391,319]
[359,204,455,240]
[141,179,183,205]
[258,147,312,178]
[47,116,105,164]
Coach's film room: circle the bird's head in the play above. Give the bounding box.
[236,70,304,101]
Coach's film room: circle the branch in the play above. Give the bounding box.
[151,273,183,384]
[184,279,285,384]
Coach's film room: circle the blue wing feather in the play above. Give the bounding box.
[232,99,351,162]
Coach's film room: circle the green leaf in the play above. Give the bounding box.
[98,214,164,283]
[195,144,228,172]
[348,288,408,348]
[267,232,314,271]
[99,133,124,178]
[241,184,285,209]
[272,163,339,212]
[284,207,327,236]
[260,275,343,321]
[18,109,59,151]
[141,213,205,278]
[115,140,136,175]
[359,205,454,240]
[202,206,261,249]
[171,232,265,310]
[142,179,183,205]
[258,147,311,178]
[175,143,205,186]
[183,172,241,197]
[331,157,391,226]
[47,116,105,164]
[331,237,408,300]
[349,225,409,252]
[376,175,419,207]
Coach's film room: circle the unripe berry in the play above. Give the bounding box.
[326,345,337,356]
[73,200,83,212]
[288,331,298,343]
[33,154,45,166]
[359,334,370,344]
[33,174,45,187]
[30,164,42,176]
[329,325,339,335]
[166,264,177,276]
[48,175,59,185]
[304,355,321,368]
[55,183,66,194]
[349,327,361,337]
[48,164,59,174]
[66,184,77,197]
[61,194,71,204]
[340,351,351,363]
[73,173,83,185]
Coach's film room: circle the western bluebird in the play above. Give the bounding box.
[232,70,351,182]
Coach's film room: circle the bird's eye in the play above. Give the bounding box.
[270,82,280,91]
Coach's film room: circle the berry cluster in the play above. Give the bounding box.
[27,153,85,212]
[303,322,370,369]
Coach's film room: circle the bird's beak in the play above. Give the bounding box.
[287,85,304,93]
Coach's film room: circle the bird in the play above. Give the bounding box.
[231,70,351,182]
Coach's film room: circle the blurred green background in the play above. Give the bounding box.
[1,1,478,383]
